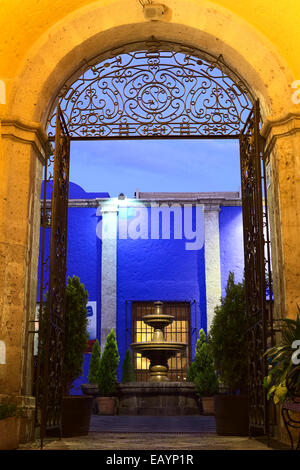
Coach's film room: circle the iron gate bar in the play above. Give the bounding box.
[34,146,51,429]
[239,99,273,439]
[48,134,239,142]
[37,104,70,448]
[262,144,275,346]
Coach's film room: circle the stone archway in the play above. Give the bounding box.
[7,0,295,123]
[0,0,299,444]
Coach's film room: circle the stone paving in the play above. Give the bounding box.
[19,416,273,450]
[89,415,217,433]
[20,432,271,450]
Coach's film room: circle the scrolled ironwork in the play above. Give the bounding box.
[240,101,274,438]
[47,40,253,139]
[36,105,70,447]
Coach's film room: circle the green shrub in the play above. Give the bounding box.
[0,404,17,420]
[88,339,101,384]
[264,307,300,404]
[64,276,89,394]
[209,272,247,394]
[98,329,120,396]
[122,350,136,383]
[187,329,218,397]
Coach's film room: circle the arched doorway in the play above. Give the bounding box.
[35,40,274,443]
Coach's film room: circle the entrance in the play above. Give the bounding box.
[35,40,274,442]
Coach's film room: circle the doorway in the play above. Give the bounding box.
[36,40,274,441]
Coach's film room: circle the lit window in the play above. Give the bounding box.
[132,302,191,382]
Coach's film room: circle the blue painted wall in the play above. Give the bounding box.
[116,205,207,379]
[37,184,244,392]
[219,206,244,297]
[67,206,102,394]
[37,182,107,394]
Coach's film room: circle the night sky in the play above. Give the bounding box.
[70,139,241,197]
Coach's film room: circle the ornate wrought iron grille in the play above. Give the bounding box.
[47,40,253,139]
[239,101,274,438]
[36,104,70,447]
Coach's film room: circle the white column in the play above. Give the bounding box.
[100,204,118,352]
[204,205,222,333]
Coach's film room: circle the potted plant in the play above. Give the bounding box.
[97,329,119,415]
[187,329,218,415]
[209,272,249,435]
[122,349,136,383]
[0,404,19,450]
[264,308,300,405]
[61,276,93,437]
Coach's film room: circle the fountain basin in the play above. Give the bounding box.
[117,382,200,416]
[131,342,186,354]
[142,314,174,330]
[131,342,186,382]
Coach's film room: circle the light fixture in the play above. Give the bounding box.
[139,0,166,20]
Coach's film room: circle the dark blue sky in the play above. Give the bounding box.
[69,139,240,197]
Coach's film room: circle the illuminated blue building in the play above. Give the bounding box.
[37,183,244,393]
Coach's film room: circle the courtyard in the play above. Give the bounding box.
[19,416,274,451]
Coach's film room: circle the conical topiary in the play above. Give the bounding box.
[98,329,120,396]
[122,349,136,383]
[187,329,206,382]
[187,329,218,398]
[209,272,247,393]
[64,276,89,394]
[88,339,101,384]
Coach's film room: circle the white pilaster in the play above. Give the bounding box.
[204,205,222,333]
[99,203,118,352]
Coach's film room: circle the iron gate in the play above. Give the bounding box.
[240,100,274,438]
[35,104,70,446]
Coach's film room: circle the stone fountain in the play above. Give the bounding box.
[117,301,200,416]
[130,301,187,382]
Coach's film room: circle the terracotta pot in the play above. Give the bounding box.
[201,396,215,415]
[0,417,20,450]
[81,383,99,396]
[81,384,99,414]
[97,397,116,415]
[214,395,249,436]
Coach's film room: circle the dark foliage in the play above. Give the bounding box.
[209,272,247,393]
[187,329,218,397]
[98,329,120,396]
[122,349,136,383]
[88,339,101,384]
[64,276,89,394]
